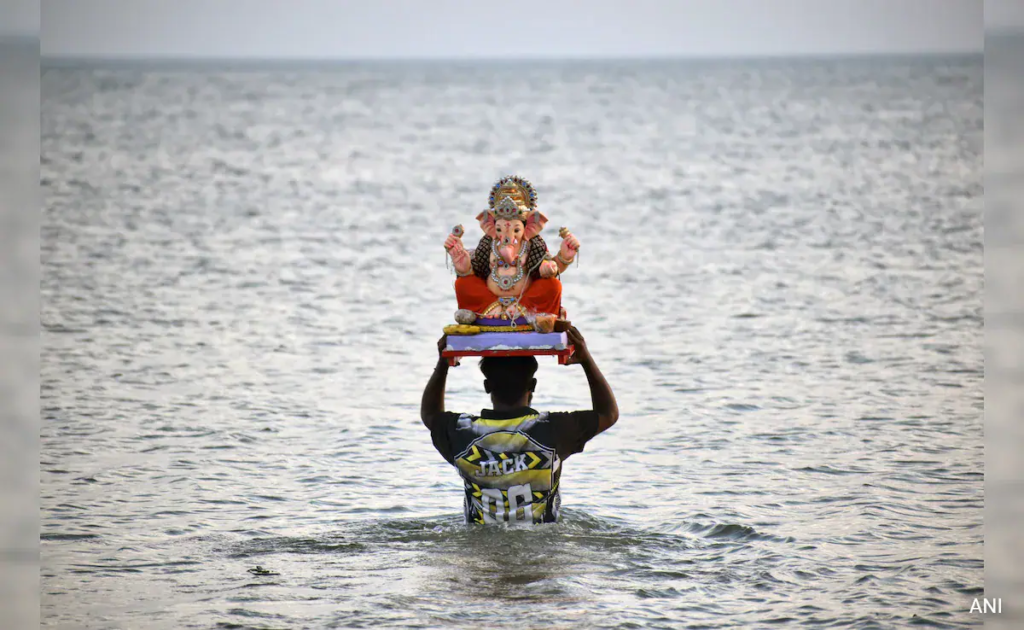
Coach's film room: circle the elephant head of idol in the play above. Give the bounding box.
[475,175,548,266]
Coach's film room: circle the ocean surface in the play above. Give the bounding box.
[41,55,983,629]
[984,34,1024,630]
[1,38,43,630]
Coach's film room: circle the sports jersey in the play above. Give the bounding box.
[430,407,599,524]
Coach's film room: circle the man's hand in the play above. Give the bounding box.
[564,325,592,366]
[437,334,449,363]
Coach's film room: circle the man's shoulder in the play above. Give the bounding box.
[543,410,602,458]
[430,411,480,430]
[544,409,595,420]
[434,411,473,422]
[543,410,600,433]
[427,410,467,429]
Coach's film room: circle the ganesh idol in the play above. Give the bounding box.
[444,175,580,324]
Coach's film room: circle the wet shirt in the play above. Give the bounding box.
[430,407,599,524]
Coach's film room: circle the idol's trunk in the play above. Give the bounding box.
[498,241,518,265]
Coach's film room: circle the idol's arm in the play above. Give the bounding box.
[552,256,573,275]
[420,336,450,429]
[540,247,576,277]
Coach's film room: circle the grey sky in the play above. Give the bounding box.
[32,0,993,58]
[0,0,39,36]
[987,0,1024,30]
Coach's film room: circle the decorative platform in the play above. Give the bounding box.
[442,332,575,366]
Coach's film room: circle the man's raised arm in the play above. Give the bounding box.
[566,326,619,434]
[420,335,450,429]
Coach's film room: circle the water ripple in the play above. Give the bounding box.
[41,57,982,628]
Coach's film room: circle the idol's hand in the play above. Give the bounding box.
[559,232,580,260]
[444,233,464,253]
[445,235,471,273]
[539,259,558,278]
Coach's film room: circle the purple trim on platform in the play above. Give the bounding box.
[445,332,567,351]
[475,317,529,326]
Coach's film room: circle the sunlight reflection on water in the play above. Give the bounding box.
[41,55,982,628]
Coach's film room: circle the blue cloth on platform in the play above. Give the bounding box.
[445,332,568,352]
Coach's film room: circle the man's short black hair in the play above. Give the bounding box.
[479,356,538,405]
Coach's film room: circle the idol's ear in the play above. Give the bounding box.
[476,211,497,239]
[523,211,548,240]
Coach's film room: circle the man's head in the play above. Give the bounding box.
[479,356,538,407]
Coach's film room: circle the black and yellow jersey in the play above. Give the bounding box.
[429,407,599,524]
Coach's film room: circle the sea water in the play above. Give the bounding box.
[41,55,982,628]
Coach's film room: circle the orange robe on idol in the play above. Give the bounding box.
[455,275,562,317]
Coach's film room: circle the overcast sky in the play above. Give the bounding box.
[8,0,1013,58]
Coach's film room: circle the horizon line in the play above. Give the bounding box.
[40,49,984,67]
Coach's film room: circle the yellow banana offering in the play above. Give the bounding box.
[443,324,534,335]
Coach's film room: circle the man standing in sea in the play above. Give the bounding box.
[420,326,618,524]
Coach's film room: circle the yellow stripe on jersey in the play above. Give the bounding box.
[531,502,547,521]
[472,414,539,429]
[473,431,530,451]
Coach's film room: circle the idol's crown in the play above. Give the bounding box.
[487,175,537,216]
[492,195,524,220]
